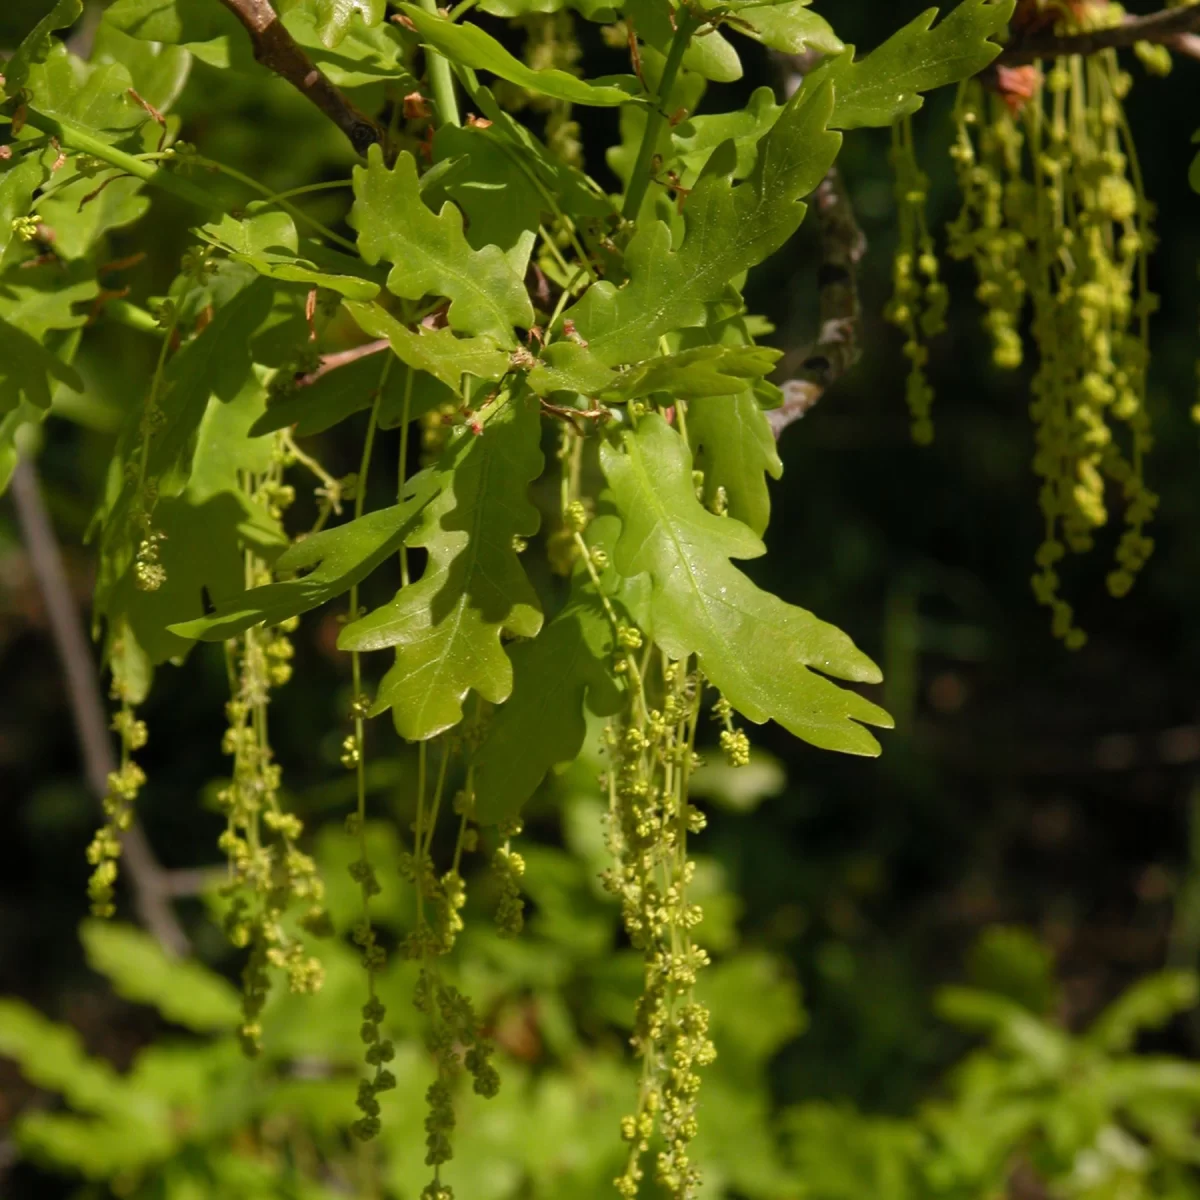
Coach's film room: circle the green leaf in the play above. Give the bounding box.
[3,0,82,96]
[687,390,780,538]
[1087,972,1200,1054]
[170,469,441,642]
[0,156,49,269]
[198,211,381,300]
[251,345,454,437]
[340,395,544,741]
[350,146,533,344]
[80,920,242,1033]
[344,300,512,390]
[723,1,843,56]
[567,82,840,365]
[281,3,413,86]
[0,315,84,414]
[625,0,743,84]
[669,86,783,186]
[601,415,891,755]
[0,262,97,339]
[603,344,781,402]
[311,0,385,47]
[105,379,286,664]
[23,42,152,142]
[527,341,617,398]
[807,0,1015,130]
[0,998,126,1114]
[473,562,623,824]
[397,5,641,106]
[102,0,249,68]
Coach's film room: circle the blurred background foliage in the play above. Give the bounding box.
[4,0,1200,1197]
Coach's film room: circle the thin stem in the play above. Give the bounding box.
[398,368,415,587]
[622,15,697,221]
[418,0,462,127]
[23,107,217,211]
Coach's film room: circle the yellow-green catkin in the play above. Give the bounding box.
[886,115,948,445]
[218,465,328,1056]
[604,651,714,1200]
[946,35,1159,648]
[85,691,148,919]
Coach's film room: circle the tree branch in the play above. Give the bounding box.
[294,338,390,388]
[216,0,385,155]
[9,458,190,958]
[998,5,1200,66]
[769,166,866,439]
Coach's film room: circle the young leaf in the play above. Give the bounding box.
[601,414,891,755]
[473,567,623,824]
[807,0,1015,130]
[170,469,442,642]
[339,395,544,741]
[343,300,512,389]
[723,1,842,56]
[566,82,840,365]
[350,146,533,344]
[396,5,640,106]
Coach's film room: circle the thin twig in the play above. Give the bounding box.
[769,167,866,439]
[9,458,190,957]
[998,5,1200,66]
[294,338,390,388]
[216,0,386,155]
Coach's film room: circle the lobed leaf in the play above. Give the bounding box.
[566,82,840,365]
[340,395,544,741]
[473,559,623,824]
[601,415,892,755]
[170,468,441,642]
[350,146,533,344]
[344,300,512,390]
[807,0,1015,130]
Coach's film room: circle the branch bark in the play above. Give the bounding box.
[998,5,1200,66]
[769,166,866,439]
[294,337,390,388]
[9,458,190,958]
[216,0,385,155]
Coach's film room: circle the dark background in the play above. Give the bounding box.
[3,0,1200,1182]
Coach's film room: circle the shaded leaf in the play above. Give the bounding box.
[350,146,533,343]
[0,315,84,414]
[340,395,544,741]
[601,415,891,755]
[3,0,82,95]
[473,561,623,824]
[170,468,441,642]
[604,344,781,402]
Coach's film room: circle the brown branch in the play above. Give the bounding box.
[998,5,1200,66]
[216,0,385,155]
[9,458,190,958]
[294,337,390,387]
[769,166,866,439]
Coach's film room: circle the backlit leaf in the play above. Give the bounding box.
[170,468,441,642]
[601,415,892,755]
[340,394,544,741]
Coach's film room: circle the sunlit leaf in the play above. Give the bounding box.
[340,394,544,741]
[601,414,891,755]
